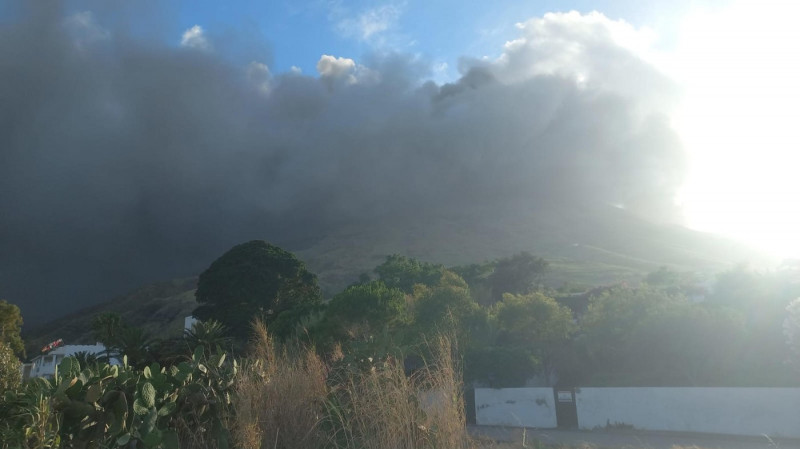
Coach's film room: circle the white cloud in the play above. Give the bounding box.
[429,61,451,84]
[246,62,271,94]
[335,3,404,42]
[316,55,380,89]
[180,25,210,50]
[359,4,401,39]
[498,12,658,80]
[459,10,674,116]
[316,55,356,80]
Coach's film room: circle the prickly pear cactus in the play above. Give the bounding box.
[0,344,238,449]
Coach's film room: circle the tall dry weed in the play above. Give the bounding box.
[232,319,328,449]
[232,320,470,449]
[326,334,469,449]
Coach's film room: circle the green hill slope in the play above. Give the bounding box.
[23,204,773,355]
[298,204,772,294]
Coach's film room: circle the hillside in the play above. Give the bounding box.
[298,203,771,295]
[23,203,772,356]
[23,278,199,357]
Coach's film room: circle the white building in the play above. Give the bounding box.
[184,316,199,332]
[23,343,111,379]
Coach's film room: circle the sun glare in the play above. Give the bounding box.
[673,0,800,258]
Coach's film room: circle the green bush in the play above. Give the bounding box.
[0,345,237,449]
[0,341,21,395]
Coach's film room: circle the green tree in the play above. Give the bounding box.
[314,281,409,369]
[374,254,445,293]
[0,341,21,394]
[268,301,326,342]
[411,270,484,344]
[451,261,495,306]
[193,240,322,342]
[322,281,408,342]
[464,345,537,388]
[625,303,746,386]
[492,292,576,384]
[0,300,24,357]
[487,252,548,303]
[570,285,684,385]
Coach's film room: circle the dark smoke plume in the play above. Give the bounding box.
[0,4,684,323]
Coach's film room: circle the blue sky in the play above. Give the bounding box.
[169,0,696,80]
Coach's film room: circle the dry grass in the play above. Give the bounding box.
[328,334,469,449]
[231,321,470,449]
[231,320,329,449]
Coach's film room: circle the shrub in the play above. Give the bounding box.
[0,341,21,395]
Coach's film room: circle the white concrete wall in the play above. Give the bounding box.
[576,387,800,438]
[475,388,557,428]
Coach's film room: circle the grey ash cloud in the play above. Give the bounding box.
[0,4,684,323]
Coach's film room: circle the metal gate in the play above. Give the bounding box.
[464,388,476,425]
[553,388,578,428]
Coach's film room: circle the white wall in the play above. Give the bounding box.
[575,387,800,438]
[475,388,557,428]
[474,387,800,438]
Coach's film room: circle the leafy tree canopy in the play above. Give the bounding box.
[581,285,683,338]
[323,281,408,341]
[487,252,548,303]
[569,285,686,385]
[450,262,494,288]
[0,341,21,394]
[0,300,24,357]
[494,292,576,350]
[492,292,575,383]
[193,240,322,341]
[374,254,445,293]
[625,303,746,386]
[464,345,537,388]
[411,270,484,343]
[450,262,495,306]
